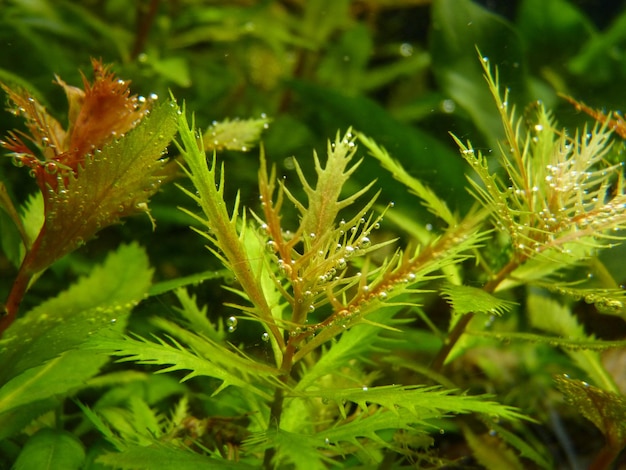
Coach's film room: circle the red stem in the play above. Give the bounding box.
[0,264,34,335]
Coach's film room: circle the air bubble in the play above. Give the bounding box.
[227,316,238,332]
[399,43,413,57]
[44,162,59,175]
[261,332,270,342]
[359,237,371,249]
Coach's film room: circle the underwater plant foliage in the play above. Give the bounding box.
[1,1,626,469]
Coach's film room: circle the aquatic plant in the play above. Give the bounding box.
[1,1,626,469]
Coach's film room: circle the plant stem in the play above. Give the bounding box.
[263,340,298,469]
[0,265,33,335]
[589,444,621,470]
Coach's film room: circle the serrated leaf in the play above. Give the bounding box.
[441,284,517,316]
[176,107,280,341]
[88,331,275,400]
[30,100,178,272]
[14,428,85,470]
[555,375,626,449]
[202,116,270,152]
[97,444,256,470]
[297,385,528,423]
[0,243,153,384]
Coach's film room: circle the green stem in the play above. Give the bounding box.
[263,340,297,469]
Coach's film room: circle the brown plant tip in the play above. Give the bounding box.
[561,94,626,140]
[1,59,150,192]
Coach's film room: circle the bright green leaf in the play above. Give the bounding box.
[0,243,153,384]
[442,284,517,316]
[14,428,85,470]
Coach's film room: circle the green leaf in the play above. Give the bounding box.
[0,349,105,416]
[568,10,626,84]
[517,0,595,68]
[0,243,153,384]
[14,428,85,470]
[202,116,270,152]
[97,444,257,470]
[430,0,528,147]
[441,284,517,316]
[555,375,626,449]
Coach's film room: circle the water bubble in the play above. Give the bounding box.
[441,99,456,113]
[261,332,270,342]
[359,237,371,249]
[399,43,413,57]
[11,156,25,167]
[226,316,238,332]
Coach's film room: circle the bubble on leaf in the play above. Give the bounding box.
[261,332,270,342]
[227,316,238,332]
[359,237,371,249]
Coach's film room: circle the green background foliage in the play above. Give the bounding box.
[2,0,626,468]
